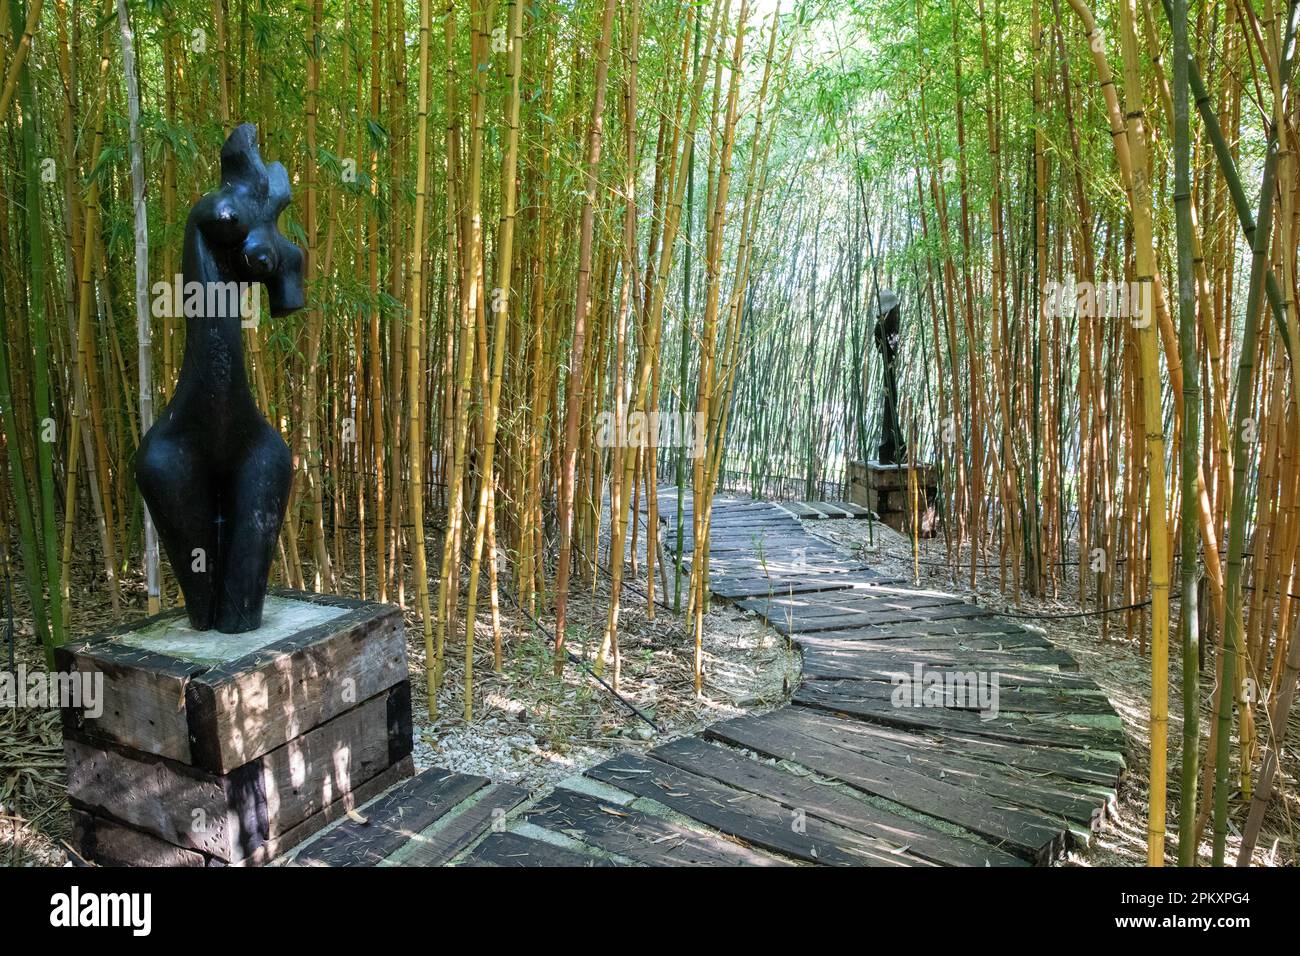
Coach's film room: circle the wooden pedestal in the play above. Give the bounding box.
[847,460,940,537]
[57,590,414,866]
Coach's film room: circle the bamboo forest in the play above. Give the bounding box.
[0,0,1297,892]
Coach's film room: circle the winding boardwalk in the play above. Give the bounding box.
[287,495,1125,867]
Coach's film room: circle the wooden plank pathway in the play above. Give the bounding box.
[283,494,1124,868]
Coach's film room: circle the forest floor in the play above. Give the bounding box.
[408,512,801,791]
[802,515,1298,867]
[2,508,1294,867]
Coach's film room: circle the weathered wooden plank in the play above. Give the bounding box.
[709,570,883,587]
[709,573,900,599]
[233,756,415,866]
[792,632,1055,658]
[827,500,874,518]
[741,592,947,614]
[773,583,968,603]
[800,659,1096,688]
[792,706,1118,792]
[749,592,977,612]
[767,605,996,635]
[186,596,407,773]
[807,501,856,519]
[824,617,1031,639]
[773,608,981,632]
[704,556,875,575]
[524,787,789,866]
[795,634,1081,671]
[648,736,1026,867]
[692,511,796,526]
[698,510,800,524]
[65,682,412,862]
[742,593,968,619]
[704,531,841,544]
[57,592,407,775]
[64,736,229,859]
[787,703,1124,788]
[70,808,208,867]
[796,640,1078,671]
[684,529,839,545]
[769,707,1111,826]
[56,636,205,764]
[460,831,612,867]
[785,671,1112,716]
[705,713,1070,863]
[587,752,932,866]
[777,501,822,519]
[710,563,888,579]
[793,683,1125,751]
[657,502,783,521]
[853,463,933,491]
[678,538,832,555]
[681,525,805,541]
[750,584,970,606]
[293,767,489,866]
[703,543,863,560]
[390,784,531,867]
[692,539,825,554]
[904,727,1125,787]
[809,631,1053,651]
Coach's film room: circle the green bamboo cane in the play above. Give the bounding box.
[1160,0,1289,350]
[0,254,52,664]
[12,0,62,653]
[675,12,700,616]
[1215,0,1300,867]
[1160,0,1298,861]
[1169,0,1200,867]
[1214,151,1273,865]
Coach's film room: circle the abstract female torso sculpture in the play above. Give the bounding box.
[873,289,905,465]
[136,124,304,633]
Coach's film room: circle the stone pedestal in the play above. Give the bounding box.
[57,590,413,867]
[847,460,940,537]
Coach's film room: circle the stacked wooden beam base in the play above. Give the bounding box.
[57,590,413,866]
[848,460,939,536]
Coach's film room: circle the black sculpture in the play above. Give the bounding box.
[873,288,906,465]
[136,124,304,633]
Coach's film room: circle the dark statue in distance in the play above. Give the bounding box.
[136,124,304,633]
[874,288,905,465]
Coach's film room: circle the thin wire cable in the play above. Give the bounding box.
[496,583,662,735]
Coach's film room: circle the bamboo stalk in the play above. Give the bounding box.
[409,0,435,712]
